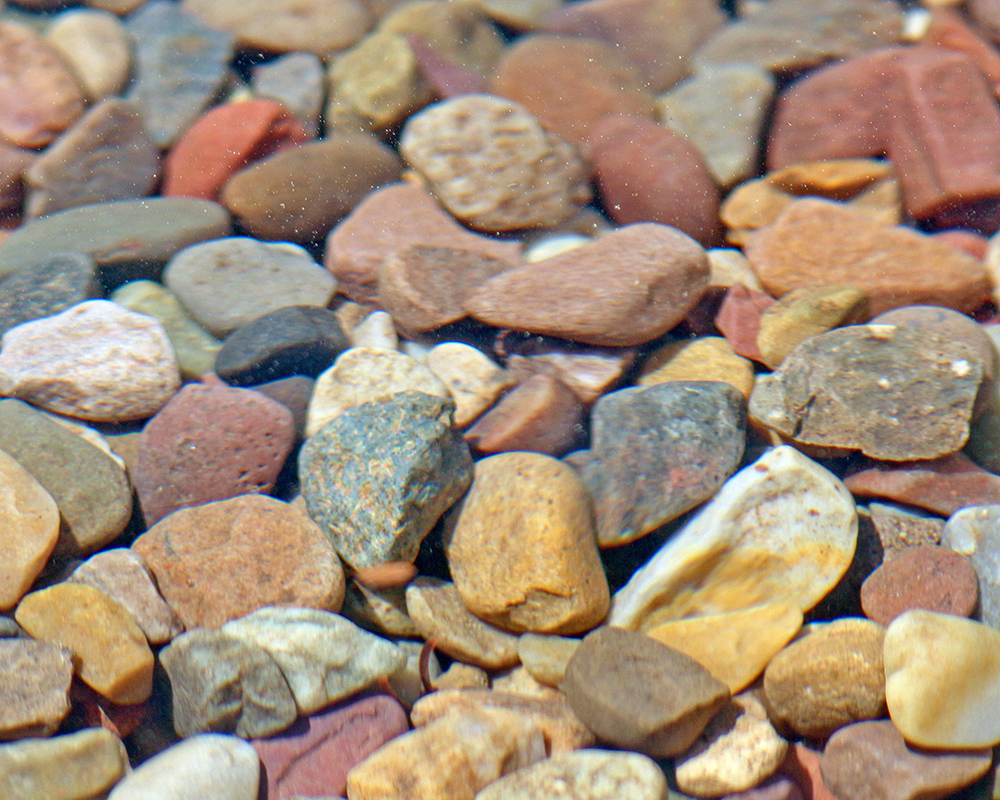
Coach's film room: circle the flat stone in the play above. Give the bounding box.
[465,223,710,347]
[573,381,746,547]
[23,98,159,218]
[944,505,1000,628]
[503,339,636,405]
[425,342,514,429]
[349,310,397,351]
[44,9,131,101]
[675,692,788,798]
[0,638,72,740]
[252,52,324,138]
[345,706,546,800]
[609,446,858,631]
[820,720,992,800]
[763,617,886,740]
[645,603,804,695]
[0,399,132,556]
[305,346,450,438]
[133,383,296,525]
[0,728,128,800]
[300,391,473,569]
[160,627,297,738]
[15,582,154,705]
[860,544,978,626]
[110,279,222,381]
[884,609,1000,748]
[561,626,729,758]
[164,236,337,338]
[0,252,97,339]
[132,494,345,629]
[126,1,234,149]
[252,693,409,800]
[106,733,260,800]
[406,578,520,670]
[588,113,721,247]
[638,336,756,398]
[445,451,610,635]
[517,633,580,688]
[340,580,419,639]
[749,323,983,461]
[66,548,184,645]
[222,607,405,715]
[0,448,59,612]
[0,299,181,423]
[475,748,668,800]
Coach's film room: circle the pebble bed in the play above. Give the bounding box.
[4,0,1000,799]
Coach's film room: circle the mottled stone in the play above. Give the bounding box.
[45,9,131,101]
[301,392,472,569]
[645,604,803,695]
[562,626,728,758]
[132,495,345,629]
[341,580,419,639]
[165,237,337,338]
[15,583,154,705]
[0,638,72,740]
[349,310,397,351]
[944,505,1000,629]
[0,399,132,556]
[253,694,409,800]
[126,1,235,149]
[0,299,180,423]
[160,627,297,738]
[820,720,992,800]
[465,223,709,347]
[574,381,746,547]
[609,446,858,631]
[637,337,755,398]
[0,728,128,800]
[425,342,514,429]
[446,452,610,635]
[750,323,983,461]
[67,548,183,645]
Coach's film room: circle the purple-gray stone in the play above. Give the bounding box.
[0,252,98,337]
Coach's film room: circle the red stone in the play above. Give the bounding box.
[163,99,308,201]
[778,743,840,800]
[713,283,775,362]
[923,7,1000,100]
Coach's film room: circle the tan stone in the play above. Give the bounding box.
[645,603,803,694]
[706,248,764,291]
[45,9,131,101]
[0,638,73,740]
[638,336,755,398]
[517,633,581,687]
[445,452,610,635]
[15,583,154,704]
[0,448,59,611]
[425,342,514,428]
[432,663,489,691]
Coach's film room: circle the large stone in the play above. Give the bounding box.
[44,9,132,101]
[609,446,858,631]
[637,336,755,398]
[0,638,73,740]
[943,505,1000,628]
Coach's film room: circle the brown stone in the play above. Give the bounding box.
[131,494,346,629]
[0,141,34,214]
[503,341,636,405]
[867,502,945,558]
[0,638,72,740]
[860,544,979,626]
[465,223,710,347]
[588,113,722,247]
[778,743,841,800]
[923,7,1000,100]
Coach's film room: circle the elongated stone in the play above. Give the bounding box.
[943,505,1000,629]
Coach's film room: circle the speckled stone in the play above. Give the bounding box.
[0,638,73,740]
[300,391,473,569]
[869,502,944,557]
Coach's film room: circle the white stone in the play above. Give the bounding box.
[608,445,858,631]
[0,300,180,423]
[426,342,514,428]
[107,734,259,800]
[884,609,1000,749]
[349,309,398,351]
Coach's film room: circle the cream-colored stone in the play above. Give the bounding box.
[470,0,561,30]
[432,662,490,691]
[885,609,1000,749]
[637,336,755,398]
[492,665,564,700]
[645,603,803,694]
[517,633,581,687]
[306,347,450,437]
[45,9,130,100]
[706,248,764,291]
[523,233,589,262]
[426,342,514,428]
[0,449,59,611]
[350,309,398,351]
[608,445,858,631]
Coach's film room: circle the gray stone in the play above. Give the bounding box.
[0,252,98,338]
[252,52,324,137]
[221,607,406,715]
[299,391,473,569]
[160,627,298,739]
[573,381,746,547]
[944,505,1000,629]
[0,638,73,740]
[126,1,234,148]
[749,324,984,461]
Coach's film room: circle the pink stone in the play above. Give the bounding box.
[713,283,776,362]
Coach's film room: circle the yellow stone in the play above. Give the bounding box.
[638,336,755,398]
[15,583,153,704]
[645,603,803,694]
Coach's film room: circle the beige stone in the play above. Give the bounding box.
[645,603,803,694]
[426,342,514,428]
[45,9,131,101]
[0,448,59,611]
[517,633,581,687]
[884,609,1000,748]
[349,310,397,351]
[446,452,610,635]
[15,583,154,704]
[0,638,73,740]
[706,248,764,291]
[432,662,489,691]
[638,336,755,398]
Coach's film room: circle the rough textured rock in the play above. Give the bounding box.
[300,392,473,569]
[561,626,729,758]
[573,381,746,546]
[0,638,73,740]
[944,505,1000,628]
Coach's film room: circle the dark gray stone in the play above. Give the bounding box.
[215,305,350,386]
[299,391,473,569]
[0,252,98,337]
[573,381,746,547]
[126,1,235,149]
[160,627,297,739]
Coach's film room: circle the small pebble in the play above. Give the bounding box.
[0,638,73,740]
[44,9,131,101]
[516,633,581,688]
[425,342,514,428]
[252,52,324,137]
